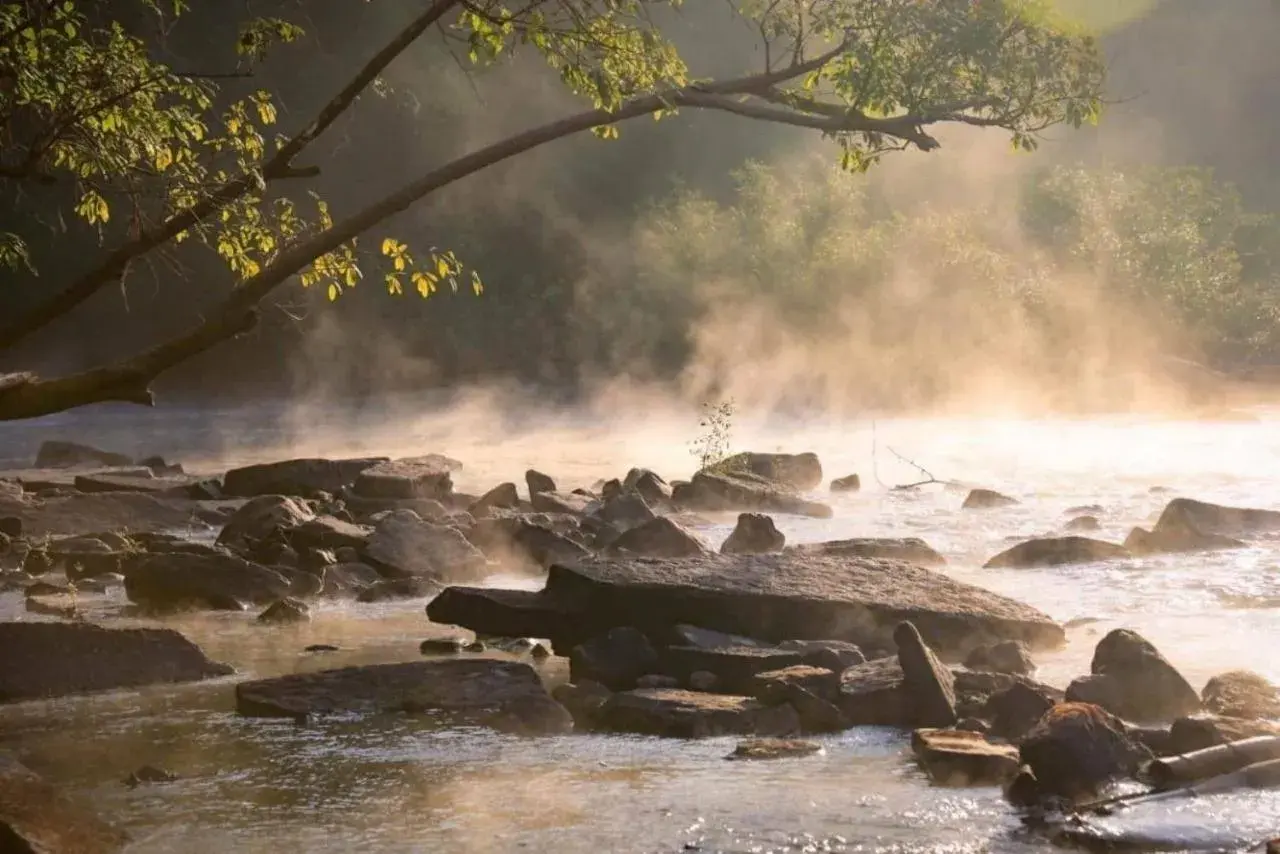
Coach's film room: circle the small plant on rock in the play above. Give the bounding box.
[690,399,735,472]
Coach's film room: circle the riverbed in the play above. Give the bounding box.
[2,407,1279,852]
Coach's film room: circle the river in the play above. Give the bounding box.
[1,404,1279,852]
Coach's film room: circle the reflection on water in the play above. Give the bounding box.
[3,408,1280,851]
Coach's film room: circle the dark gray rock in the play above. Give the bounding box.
[0,622,231,701]
[525,469,557,498]
[662,624,772,651]
[235,659,573,733]
[469,482,520,516]
[721,513,785,555]
[287,516,371,551]
[787,684,850,733]
[984,536,1130,569]
[895,621,957,728]
[791,537,946,567]
[531,490,594,515]
[962,488,1018,509]
[353,455,459,501]
[321,562,382,597]
[0,752,129,852]
[830,474,861,493]
[591,492,656,534]
[216,495,315,552]
[420,637,471,654]
[428,552,1065,654]
[0,492,215,538]
[718,452,824,491]
[35,440,132,469]
[1167,714,1280,755]
[257,598,311,624]
[659,645,804,694]
[1201,670,1280,719]
[779,639,866,671]
[223,457,386,497]
[1154,497,1280,536]
[0,516,19,538]
[836,657,908,726]
[1124,524,1243,555]
[124,553,293,612]
[552,679,612,728]
[964,640,1035,677]
[673,470,832,518]
[570,627,659,691]
[606,517,710,558]
[596,688,800,738]
[1065,629,1201,722]
[466,515,590,572]
[1017,702,1150,801]
[361,510,488,581]
[983,682,1056,741]
[624,468,672,507]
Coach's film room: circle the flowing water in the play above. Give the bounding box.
[2,404,1280,852]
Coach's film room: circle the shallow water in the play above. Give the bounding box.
[3,407,1280,851]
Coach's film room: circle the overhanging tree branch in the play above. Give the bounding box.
[0,0,462,353]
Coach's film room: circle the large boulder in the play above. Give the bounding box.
[429,552,1064,655]
[352,455,460,500]
[1124,525,1243,555]
[466,515,590,572]
[837,657,908,726]
[123,553,294,611]
[0,622,231,701]
[672,470,832,519]
[34,440,132,468]
[569,627,660,691]
[1201,670,1280,719]
[1016,702,1150,801]
[983,681,1057,741]
[360,510,488,582]
[717,452,823,491]
[590,492,657,534]
[0,753,129,852]
[624,468,672,507]
[984,536,1129,569]
[595,688,800,738]
[235,659,572,733]
[791,537,946,567]
[1154,497,1280,536]
[605,517,710,558]
[223,457,386,497]
[0,492,214,538]
[720,513,785,555]
[895,622,957,728]
[525,469,557,498]
[1065,629,1201,722]
[469,482,520,515]
[216,495,315,551]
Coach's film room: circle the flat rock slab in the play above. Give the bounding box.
[659,645,804,694]
[0,622,232,702]
[361,510,487,582]
[597,688,800,738]
[0,753,128,852]
[124,553,294,611]
[0,492,220,537]
[0,466,154,492]
[353,455,460,500]
[223,457,387,497]
[543,554,1063,654]
[791,538,946,567]
[235,659,572,733]
[72,472,202,494]
[911,728,1020,786]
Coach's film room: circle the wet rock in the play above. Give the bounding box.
[352,455,459,501]
[1124,523,1244,555]
[257,598,310,624]
[837,657,908,725]
[531,490,594,515]
[223,457,386,498]
[0,622,231,701]
[752,665,841,705]
[236,659,573,733]
[216,495,315,552]
[786,684,850,733]
[672,470,832,519]
[1201,670,1280,719]
[525,469,557,498]
[984,682,1056,741]
[428,552,1065,654]
[624,468,672,507]
[963,489,1018,509]
[719,452,824,491]
[0,516,19,538]
[596,688,800,738]
[420,637,471,654]
[830,474,861,493]
[1154,497,1280,536]
[1065,629,1201,722]
[720,513,785,555]
[984,536,1130,569]
[552,680,612,728]
[1017,703,1150,800]
[124,553,293,612]
[361,510,487,582]
[688,671,719,692]
[660,646,804,695]
[895,621,958,728]
[964,641,1035,677]
[0,492,214,538]
[467,516,590,572]
[469,482,520,515]
[1065,515,1101,533]
[779,639,866,672]
[726,738,823,760]
[35,440,132,468]
[570,627,659,691]
[356,577,442,603]
[790,537,946,567]
[661,624,772,651]
[606,517,710,558]
[1167,714,1280,754]
[0,752,129,851]
[122,765,177,789]
[912,728,1020,786]
[287,516,371,551]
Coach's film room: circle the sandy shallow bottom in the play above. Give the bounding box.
[2,409,1280,852]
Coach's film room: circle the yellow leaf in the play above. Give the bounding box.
[327,283,338,301]
[393,256,405,272]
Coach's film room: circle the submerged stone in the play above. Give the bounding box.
[984,536,1130,569]
[596,688,800,738]
[790,537,946,567]
[0,753,129,852]
[962,489,1018,509]
[726,738,823,761]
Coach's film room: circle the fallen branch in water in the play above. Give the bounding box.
[886,445,965,491]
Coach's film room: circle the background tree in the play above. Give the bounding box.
[0,0,1105,421]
